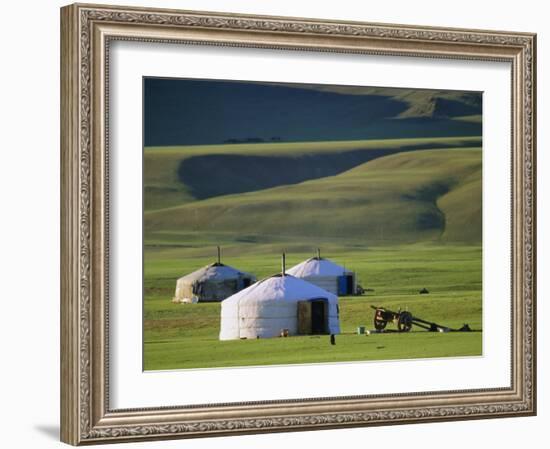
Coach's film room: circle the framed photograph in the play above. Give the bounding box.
[60,3,537,445]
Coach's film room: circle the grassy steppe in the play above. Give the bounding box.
[143,136,483,370]
[144,245,481,370]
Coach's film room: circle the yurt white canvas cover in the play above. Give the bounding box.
[173,263,256,304]
[219,274,340,340]
[287,257,356,296]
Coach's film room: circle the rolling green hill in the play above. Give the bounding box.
[144,136,480,211]
[145,146,481,246]
[274,83,482,119]
[145,79,482,146]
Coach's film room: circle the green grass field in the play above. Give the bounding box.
[144,244,482,370]
[143,136,482,371]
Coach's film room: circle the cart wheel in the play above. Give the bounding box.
[398,311,413,332]
[374,310,387,330]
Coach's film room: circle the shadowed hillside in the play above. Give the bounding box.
[178,141,475,200]
[286,84,482,119]
[144,137,480,210]
[144,78,482,146]
[145,147,481,245]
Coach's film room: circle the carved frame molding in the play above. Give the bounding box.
[60,3,536,445]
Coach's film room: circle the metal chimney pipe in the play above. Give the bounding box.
[282,253,286,276]
[217,246,221,264]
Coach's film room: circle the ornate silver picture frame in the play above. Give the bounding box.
[60,3,536,445]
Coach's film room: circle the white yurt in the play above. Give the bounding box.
[173,249,256,304]
[286,251,356,296]
[219,272,340,340]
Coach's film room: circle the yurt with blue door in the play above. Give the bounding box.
[172,248,256,304]
[219,256,340,340]
[286,250,356,296]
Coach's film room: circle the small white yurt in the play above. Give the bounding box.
[219,262,340,340]
[286,250,356,296]
[173,248,256,304]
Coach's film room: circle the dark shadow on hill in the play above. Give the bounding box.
[145,77,482,146]
[402,180,454,233]
[366,117,481,140]
[432,97,482,118]
[178,141,479,200]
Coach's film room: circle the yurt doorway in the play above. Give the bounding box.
[298,299,328,335]
[311,301,326,334]
[337,274,355,295]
